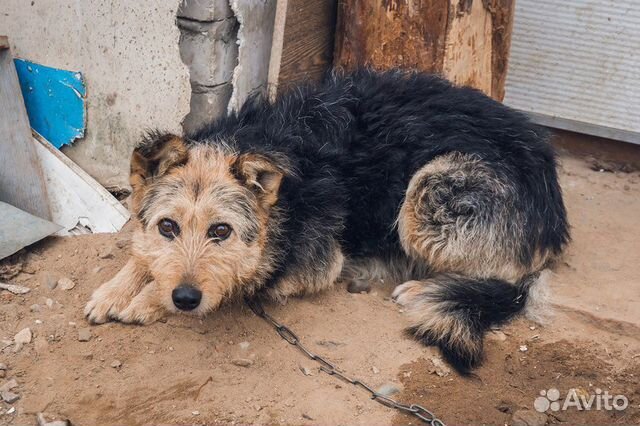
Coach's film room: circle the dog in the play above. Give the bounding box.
[85,69,569,372]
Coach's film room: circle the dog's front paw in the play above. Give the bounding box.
[391,280,425,307]
[84,284,131,324]
[115,303,164,325]
[112,281,166,325]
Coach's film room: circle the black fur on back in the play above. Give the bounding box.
[189,69,569,279]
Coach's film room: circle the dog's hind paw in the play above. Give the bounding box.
[391,280,425,306]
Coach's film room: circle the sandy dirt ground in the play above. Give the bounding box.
[0,153,639,426]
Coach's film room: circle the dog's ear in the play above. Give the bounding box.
[130,132,189,212]
[232,153,284,207]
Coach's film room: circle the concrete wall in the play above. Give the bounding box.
[0,0,275,190]
[0,1,191,189]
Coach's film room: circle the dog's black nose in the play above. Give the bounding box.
[172,285,202,311]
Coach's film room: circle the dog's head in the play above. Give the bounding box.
[129,132,285,315]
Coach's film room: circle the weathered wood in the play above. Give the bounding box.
[334,0,515,100]
[487,0,515,101]
[442,0,493,94]
[0,40,51,220]
[335,0,449,73]
[268,0,337,99]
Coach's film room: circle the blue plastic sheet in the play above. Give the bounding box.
[14,59,86,148]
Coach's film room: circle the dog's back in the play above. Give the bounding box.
[188,69,570,371]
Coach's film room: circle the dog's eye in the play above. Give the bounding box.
[208,223,232,241]
[158,218,180,239]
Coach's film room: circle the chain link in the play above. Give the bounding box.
[245,298,446,426]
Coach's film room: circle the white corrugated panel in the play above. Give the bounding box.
[504,0,640,144]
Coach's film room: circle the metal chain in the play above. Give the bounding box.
[245,298,446,426]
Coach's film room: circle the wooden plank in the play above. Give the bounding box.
[0,40,51,220]
[334,0,515,100]
[442,0,493,95]
[487,0,515,101]
[334,0,449,73]
[268,0,337,99]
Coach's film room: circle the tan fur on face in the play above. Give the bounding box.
[130,135,189,214]
[131,144,280,317]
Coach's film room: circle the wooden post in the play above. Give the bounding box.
[334,0,515,101]
[268,0,338,100]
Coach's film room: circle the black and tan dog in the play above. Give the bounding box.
[85,69,569,372]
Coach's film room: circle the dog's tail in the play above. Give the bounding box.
[398,273,538,374]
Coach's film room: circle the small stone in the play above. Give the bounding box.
[496,400,513,414]
[116,239,129,249]
[347,280,371,294]
[14,327,32,351]
[519,345,528,352]
[57,277,75,290]
[35,319,43,325]
[42,274,58,290]
[315,340,344,349]
[98,248,114,259]
[239,341,250,350]
[377,383,402,397]
[0,364,7,371]
[231,358,253,367]
[82,353,93,360]
[110,360,122,369]
[37,413,71,426]
[192,410,200,416]
[92,266,103,274]
[299,365,314,376]
[46,298,54,308]
[302,413,314,420]
[429,357,451,377]
[46,421,71,426]
[372,366,380,374]
[488,330,507,342]
[0,378,18,393]
[30,304,41,312]
[78,328,92,342]
[1,390,19,403]
[0,282,30,294]
[6,406,15,414]
[68,322,77,326]
[0,371,5,378]
[529,326,536,330]
[511,409,548,426]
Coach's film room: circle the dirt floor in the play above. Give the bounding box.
[1,153,639,426]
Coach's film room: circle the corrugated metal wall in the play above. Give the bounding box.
[504,0,640,144]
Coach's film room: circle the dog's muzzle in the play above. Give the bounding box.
[172,285,202,311]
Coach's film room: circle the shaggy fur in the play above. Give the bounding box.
[85,69,569,373]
